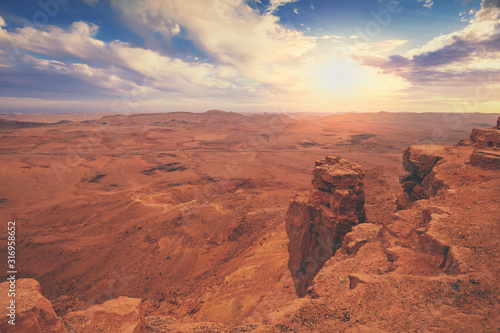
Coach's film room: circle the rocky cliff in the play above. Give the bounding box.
[399,145,447,200]
[269,119,499,332]
[285,156,365,297]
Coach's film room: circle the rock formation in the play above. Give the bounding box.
[286,156,365,297]
[400,145,447,200]
[0,278,146,333]
[467,116,500,169]
[0,279,65,333]
[63,296,146,333]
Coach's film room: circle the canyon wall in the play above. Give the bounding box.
[285,156,365,297]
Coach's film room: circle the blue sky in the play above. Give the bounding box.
[0,0,498,113]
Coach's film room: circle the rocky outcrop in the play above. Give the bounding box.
[469,150,500,169]
[467,117,500,169]
[0,279,65,333]
[0,278,146,333]
[286,156,365,297]
[63,296,146,333]
[400,145,446,200]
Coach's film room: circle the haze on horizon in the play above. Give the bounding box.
[0,0,499,114]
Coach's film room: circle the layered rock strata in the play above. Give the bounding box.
[286,156,365,297]
[468,116,500,169]
[400,145,446,200]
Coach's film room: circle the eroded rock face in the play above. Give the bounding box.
[63,296,146,333]
[468,118,500,169]
[286,156,365,297]
[0,279,65,333]
[400,145,446,200]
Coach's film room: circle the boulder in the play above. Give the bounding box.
[286,157,365,297]
[0,278,65,333]
[63,296,146,333]
[469,150,500,169]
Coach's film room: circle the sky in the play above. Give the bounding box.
[0,0,499,114]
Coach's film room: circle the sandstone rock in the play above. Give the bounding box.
[0,278,65,333]
[348,273,380,290]
[402,146,444,179]
[468,119,500,169]
[343,223,381,255]
[443,246,472,275]
[384,246,405,262]
[457,137,473,146]
[470,128,500,150]
[63,296,146,333]
[286,156,365,297]
[420,206,451,225]
[400,146,446,200]
[419,230,450,268]
[469,150,500,169]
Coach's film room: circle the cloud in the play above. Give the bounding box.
[419,0,434,9]
[0,20,249,100]
[350,39,408,54]
[1,1,497,113]
[267,0,300,13]
[353,0,500,90]
[320,34,346,40]
[110,0,316,89]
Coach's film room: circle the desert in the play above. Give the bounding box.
[0,111,499,332]
[1,0,500,331]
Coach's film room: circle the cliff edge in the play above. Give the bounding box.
[286,156,366,297]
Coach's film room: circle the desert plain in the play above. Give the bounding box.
[0,110,499,332]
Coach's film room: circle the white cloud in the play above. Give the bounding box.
[406,3,499,59]
[418,0,434,9]
[350,0,500,108]
[267,0,300,13]
[0,21,244,98]
[320,34,346,40]
[111,0,317,89]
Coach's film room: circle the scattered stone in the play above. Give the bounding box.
[348,274,380,290]
[384,247,404,262]
[419,230,450,268]
[443,246,472,275]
